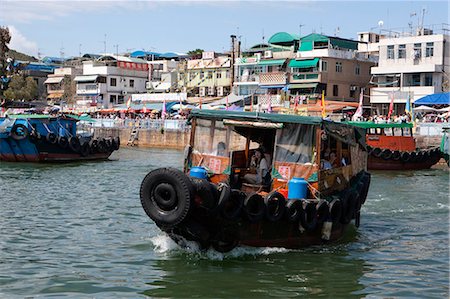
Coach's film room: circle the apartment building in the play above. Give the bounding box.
[44,66,81,105]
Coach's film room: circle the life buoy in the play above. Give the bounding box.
[392,150,401,161]
[243,193,265,222]
[299,200,317,231]
[221,189,244,220]
[371,147,382,158]
[58,136,68,149]
[285,199,302,222]
[46,132,57,144]
[381,149,393,160]
[140,167,193,227]
[401,151,410,162]
[328,198,342,224]
[316,200,330,224]
[10,124,29,141]
[80,142,90,157]
[191,178,219,211]
[264,191,285,222]
[341,190,358,224]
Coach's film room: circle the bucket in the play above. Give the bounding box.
[189,166,208,179]
[287,177,308,199]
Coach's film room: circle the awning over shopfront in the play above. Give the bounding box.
[257,59,286,66]
[414,92,450,106]
[288,58,319,68]
[74,75,99,82]
[44,77,64,84]
[47,93,64,99]
[259,85,286,89]
[288,83,318,89]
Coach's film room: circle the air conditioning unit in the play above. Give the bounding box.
[264,50,273,58]
[255,53,262,60]
[217,86,224,96]
[199,87,206,97]
[350,86,358,91]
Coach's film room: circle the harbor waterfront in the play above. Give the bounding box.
[0,148,448,298]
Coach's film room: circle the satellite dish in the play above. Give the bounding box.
[378,20,384,27]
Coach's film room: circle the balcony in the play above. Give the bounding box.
[236,74,259,84]
[259,72,287,86]
[290,72,320,83]
[77,83,100,95]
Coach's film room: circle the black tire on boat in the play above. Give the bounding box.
[359,173,371,205]
[392,150,401,161]
[58,136,69,149]
[113,136,120,150]
[381,149,393,160]
[89,139,99,153]
[299,200,318,231]
[285,199,302,222]
[191,178,219,211]
[366,145,373,155]
[316,200,330,224]
[10,124,29,141]
[409,151,418,162]
[422,150,430,160]
[401,151,411,162]
[140,167,194,227]
[243,193,265,222]
[97,138,107,153]
[341,190,358,224]
[105,138,112,151]
[68,136,81,153]
[80,142,90,157]
[371,147,382,158]
[215,182,231,212]
[264,191,286,222]
[179,220,211,250]
[222,189,244,220]
[46,132,57,144]
[328,198,342,224]
[29,130,41,143]
[211,231,239,253]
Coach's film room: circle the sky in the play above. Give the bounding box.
[0,0,448,58]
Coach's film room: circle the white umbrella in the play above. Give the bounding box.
[437,106,450,112]
[414,105,437,112]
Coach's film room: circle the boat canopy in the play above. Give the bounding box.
[345,121,413,129]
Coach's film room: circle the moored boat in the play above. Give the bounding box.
[0,114,120,162]
[346,122,441,170]
[140,110,371,252]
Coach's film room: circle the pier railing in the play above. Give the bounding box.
[79,118,190,131]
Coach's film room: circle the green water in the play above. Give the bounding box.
[0,148,448,298]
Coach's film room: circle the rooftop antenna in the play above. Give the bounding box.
[103,33,107,54]
[419,7,427,35]
[334,26,340,37]
[262,28,265,44]
[114,44,119,57]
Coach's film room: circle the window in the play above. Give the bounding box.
[333,84,338,96]
[412,74,421,86]
[355,64,360,75]
[413,43,422,59]
[200,71,205,79]
[226,70,231,78]
[398,44,406,59]
[216,72,222,79]
[206,72,212,79]
[129,79,134,88]
[335,62,342,73]
[387,45,394,59]
[110,78,117,86]
[426,42,434,57]
[424,73,433,86]
[109,95,116,103]
[350,86,356,98]
[321,60,328,72]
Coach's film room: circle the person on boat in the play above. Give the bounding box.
[243,147,269,185]
[216,141,227,156]
[329,152,339,168]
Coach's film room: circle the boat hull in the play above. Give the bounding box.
[367,148,441,170]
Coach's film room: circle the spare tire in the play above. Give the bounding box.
[329,198,342,224]
[10,124,29,141]
[140,167,193,227]
[299,200,318,231]
[381,149,393,160]
[46,132,57,144]
[243,193,265,222]
[264,191,286,222]
[285,199,302,222]
[97,138,107,153]
[89,139,98,153]
[29,130,41,143]
[211,230,239,253]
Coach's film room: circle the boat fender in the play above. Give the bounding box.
[341,190,358,224]
[381,149,393,160]
[299,200,318,231]
[29,130,41,143]
[97,138,107,153]
[409,151,418,162]
[243,193,265,222]
[105,138,112,151]
[416,151,425,162]
[264,191,286,222]
[10,124,29,141]
[58,136,68,149]
[191,178,219,211]
[366,145,373,155]
[80,142,90,157]
[328,198,342,224]
[392,150,401,161]
[401,151,411,162]
[89,139,99,153]
[285,199,302,222]
[211,231,239,253]
[321,221,333,240]
[68,136,81,153]
[371,147,382,158]
[422,150,430,160]
[140,167,194,227]
[221,189,245,220]
[113,136,120,150]
[46,132,57,144]
[215,182,231,212]
[359,173,371,205]
[316,200,330,224]
[179,220,211,250]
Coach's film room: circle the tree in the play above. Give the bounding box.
[4,74,38,100]
[0,27,11,95]
[62,76,76,105]
[187,48,204,59]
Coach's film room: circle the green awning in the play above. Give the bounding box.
[288,58,319,68]
[345,121,413,129]
[258,59,286,66]
[289,83,318,89]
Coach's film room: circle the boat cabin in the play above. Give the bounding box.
[185,110,367,198]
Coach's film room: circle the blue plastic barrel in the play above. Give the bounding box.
[288,177,308,199]
[189,166,208,179]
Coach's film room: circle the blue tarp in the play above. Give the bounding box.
[414,92,450,106]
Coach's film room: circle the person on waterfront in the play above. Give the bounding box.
[243,147,269,185]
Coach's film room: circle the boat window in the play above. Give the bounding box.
[393,127,402,136]
[376,128,382,135]
[384,128,393,136]
[193,119,213,154]
[212,121,228,156]
[369,128,376,134]
[275,124,315,164]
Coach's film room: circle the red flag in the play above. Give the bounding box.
[387,92,395,119]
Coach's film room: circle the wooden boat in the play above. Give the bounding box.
[140,110,371,252]
[0,114,119,162]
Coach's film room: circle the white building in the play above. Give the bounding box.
[369,25,450,115]
[146,59,179,93]
[44,66,81,104]
[74,55,149,108]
